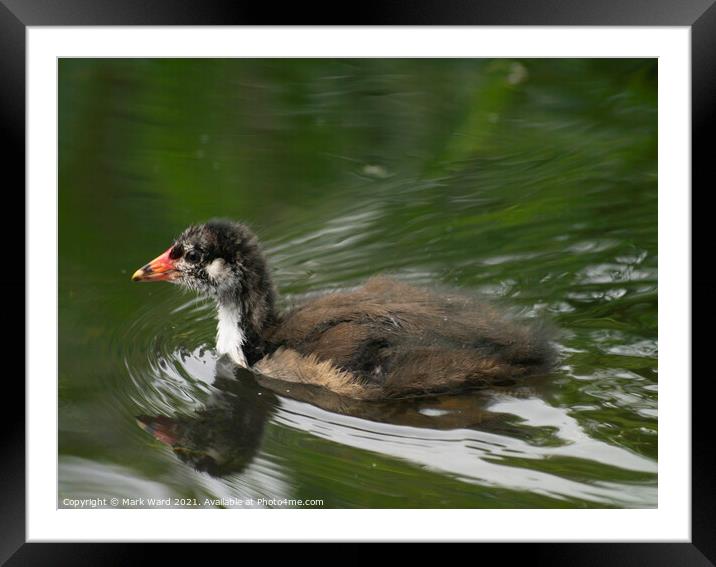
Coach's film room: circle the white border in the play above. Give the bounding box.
[28,27,690,542]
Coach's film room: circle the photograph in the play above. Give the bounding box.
[58,57,658,510]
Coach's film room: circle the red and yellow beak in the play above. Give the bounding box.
[131,246,179,282]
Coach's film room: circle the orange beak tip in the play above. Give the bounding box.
[132,246,178,283]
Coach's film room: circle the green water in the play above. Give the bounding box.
[59,58,657,508]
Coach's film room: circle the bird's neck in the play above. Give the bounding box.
[215,286,276,368]
[216,302,249,367]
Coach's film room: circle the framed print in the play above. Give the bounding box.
[5,0,711,562]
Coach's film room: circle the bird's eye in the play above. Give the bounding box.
[169,245,183,260]
[185,249,201,263]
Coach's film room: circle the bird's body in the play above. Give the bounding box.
[133,219,555,400]
[259,276,552,399]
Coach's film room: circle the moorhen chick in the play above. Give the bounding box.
[132,219,555,400]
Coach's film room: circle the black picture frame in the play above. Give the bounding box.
[5,0,710,562]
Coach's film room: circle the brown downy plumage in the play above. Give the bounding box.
[133,219,556,400]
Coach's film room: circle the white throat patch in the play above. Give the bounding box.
[216,304,247,367]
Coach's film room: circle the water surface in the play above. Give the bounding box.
[59,59,657,508]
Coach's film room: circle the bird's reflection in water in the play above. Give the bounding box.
[138,359,539,478]
[137,365,279,477]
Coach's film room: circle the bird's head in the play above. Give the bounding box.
[131,219,266,301]
[132,219,276,366]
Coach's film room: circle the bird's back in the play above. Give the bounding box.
[260,277,555,399]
